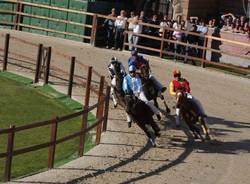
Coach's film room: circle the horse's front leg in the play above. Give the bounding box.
[111,86,118,108]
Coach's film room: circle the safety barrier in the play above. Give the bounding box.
[0,32,111,182]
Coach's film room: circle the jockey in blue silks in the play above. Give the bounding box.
[123,65,163,123]
[128,50,167,94]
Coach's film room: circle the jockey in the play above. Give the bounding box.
[108,57,126,107]
[128,49,148,70]
[108,57,126,81]
[169,69,205,126]
[123,65,163,125]
[128,50,166,94]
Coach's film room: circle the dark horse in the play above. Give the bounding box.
[140,64,171,114]
[124,94,161,146]
[176,91,211,141]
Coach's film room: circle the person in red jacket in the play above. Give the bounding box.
[169,69,190,96]
[169,69,205,127]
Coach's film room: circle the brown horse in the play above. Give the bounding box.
[140,64,171,114]
[176,91,211,141]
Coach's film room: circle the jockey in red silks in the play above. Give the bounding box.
[169,69,205,127]
[169,69,190,96]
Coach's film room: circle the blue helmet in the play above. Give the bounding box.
[128,65,136,72]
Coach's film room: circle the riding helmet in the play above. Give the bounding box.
[111,57,118,64]
[129,65,136,72]
[173,69,181,77]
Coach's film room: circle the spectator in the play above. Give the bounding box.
[132,15,143,49]
[173,15,182,30]
[114,10,127,51]
[211,27,222,62]
[197,19,208,58]
[103,8,116,49]
[127,11,136,50]
[243,21,249,34]
[172,24,183,54]
[159,15,168,37]
[186,24,199,64]
[147,14,159,36]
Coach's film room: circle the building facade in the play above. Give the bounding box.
[137,0,248,20]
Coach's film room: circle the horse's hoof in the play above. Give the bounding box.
[148,138,156,147]
[156,114,161,121]
[114,104,117,108]
[205,134,211,141]
[128,121,132,128]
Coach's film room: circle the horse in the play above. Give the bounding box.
[176,90,211,141]
[124,94,161,146]
[139,64,171,114]
[111,62,126,108]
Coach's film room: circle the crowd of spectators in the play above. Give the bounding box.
[103,8,249,62]
[209,13,249,35]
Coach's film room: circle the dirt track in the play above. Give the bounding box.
[1,29,250,184]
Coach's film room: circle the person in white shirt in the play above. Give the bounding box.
[114,10,127,51]
[127,11,135,50]
[132,15,143,49]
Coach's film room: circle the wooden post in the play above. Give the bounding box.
[160,29,165,58]
[90,14,97,46]
[102,86,111,132]
[3,33,10,71]
[95,76,105,145]
[44,46,52,84]
[14,2,20,30]
[4,125,15,182]
[48,117,58,169]
[201,36,208,68]
[15,2,24,31]
[67,57,76,97]
[78,66,92,157]
[34,44,43,83]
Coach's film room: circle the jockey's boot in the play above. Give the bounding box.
[156,114,161,121]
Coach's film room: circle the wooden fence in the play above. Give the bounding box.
[0,32,111,182]
[1,0,250,75]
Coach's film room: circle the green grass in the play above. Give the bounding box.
[0,72,96,181]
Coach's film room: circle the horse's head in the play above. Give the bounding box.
[113,62,124,80]
[176,88,187,105]
[124,94,137,112]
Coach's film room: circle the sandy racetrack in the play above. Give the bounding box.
[1,29,250,184]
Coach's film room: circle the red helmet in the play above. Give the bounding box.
[173,69,181,77]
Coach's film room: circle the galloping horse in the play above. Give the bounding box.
[111,63,126,108]
[176,90,211,141]
[124,94,161,146]
[140,64,171,114]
